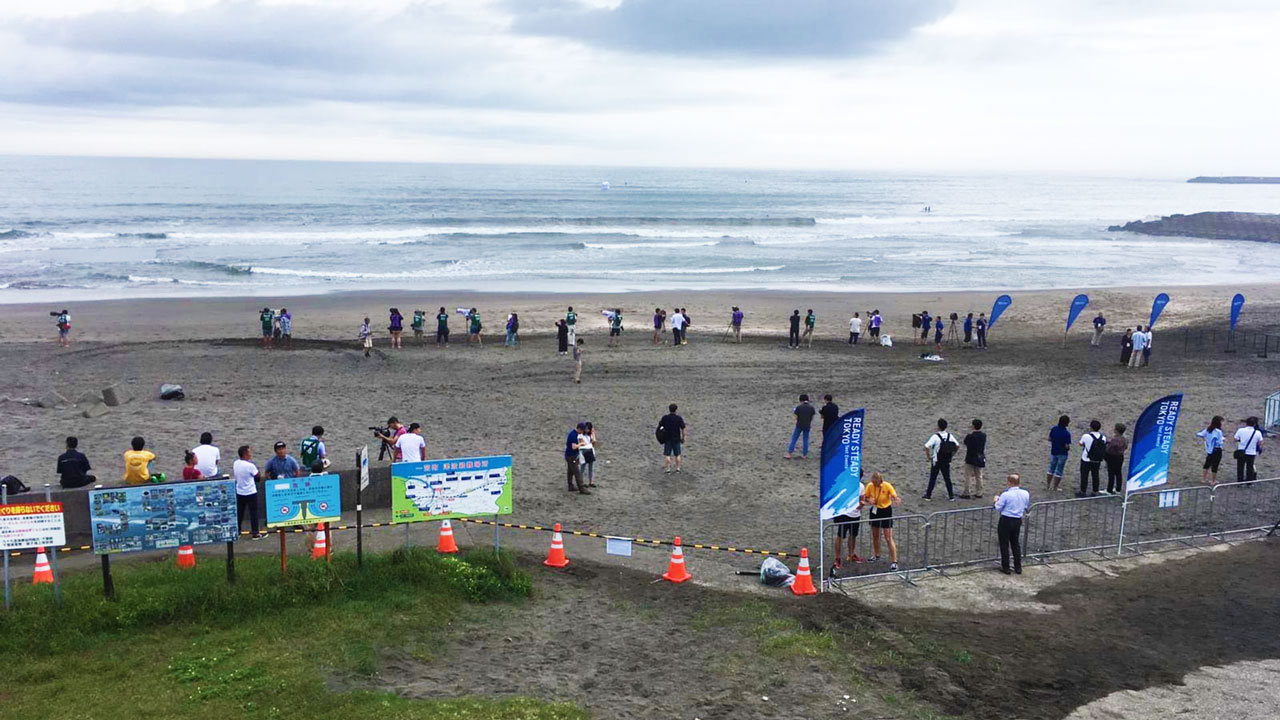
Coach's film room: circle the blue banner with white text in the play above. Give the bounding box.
[1126,393,1183,494]
[1066,293,1090,331]
[1230,293,1245,330]
[820,409,865,520]
[1149,293,1170,328]
[989,294,1012,328]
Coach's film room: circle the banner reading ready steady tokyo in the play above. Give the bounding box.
[1126,393,1183,494]
[392,455,513,523]
[820,409,864,520]
[265,474,342,528]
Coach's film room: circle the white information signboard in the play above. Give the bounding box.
[0,502,67,550]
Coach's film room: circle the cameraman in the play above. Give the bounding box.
[375,417,407,461]
[51,309,71,347]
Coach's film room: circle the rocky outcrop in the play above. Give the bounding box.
[1107,212,1280,244]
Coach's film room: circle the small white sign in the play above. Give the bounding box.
[0,502,67,550]
[359,445,370,491]
[1157,490,1181,508]
[605,537,633,557]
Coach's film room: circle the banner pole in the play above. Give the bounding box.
[356,450,364,569]
[1117,495,1129,556]
[2,484,9,611]
[43,485,62,605]
[817,517,825,591]
[279,530,287,575]
[493,514,500,554]
[101,554,115,600]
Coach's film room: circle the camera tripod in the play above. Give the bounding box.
[947,322,960,347]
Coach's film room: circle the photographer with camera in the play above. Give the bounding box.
[51,309,71,347]
[373,417,407,462]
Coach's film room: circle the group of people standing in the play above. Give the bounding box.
[912,310,989,351]
[1119,324,1155,367]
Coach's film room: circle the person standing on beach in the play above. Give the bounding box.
[579,421,599,488]
[395,423,427,463]
[565,423,588,494]
[359,317,373,357]
[505,313,520,347]
[193,432,221,478]
[572,338,584,383]
[1234,416,1263,483]
[731,306,744,343]
[961,419,986,499]
[1142,325,1153,366]
[436,307,450,345]
[556,319,569,355]
[788,310,801,349]
[53,309,72,347]
[1047,415,1071,491]
[819,394,839,442]
[565,307,577,346]
[680,308,692,344]
[123,436,156,485]
[870,310,882,343]
[963,313,974,347]
[375,418,407,461]
[848,312,862,345]
[802,309,816,347]
[233,445,263,539]
[1120,328,1133,366]
[468,308,483,345]
[259,307,274,349]
[1078,420,1107,497]
[265,441,302,480]
[1128,326,1146,368]
[785,394,817,460]
[862,472,901,570]
[388,308,404,349]
[1091,312,1107,347]
[933,315,945,351]
[1104,424,1128,495]
[1196,416,1226,485]
[832,469,865,569]
[975,312,987,349]
[923,419,959,501]
[670,308,686,347]
[993,474,1029,575]
[658,404,687,474]
[411,309,425,345]
[607,308,622,347]
[278,308,292,347]
[919,311,931,346]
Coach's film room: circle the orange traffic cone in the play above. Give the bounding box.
[543,523,569,568]
[437,519,459,554]
[32,547,54,585]
[791,548,818,595]
[661,536,692,583]
[176,544,196,570]
[311,523,328,560]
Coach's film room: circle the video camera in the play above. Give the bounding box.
[369,426,394,461]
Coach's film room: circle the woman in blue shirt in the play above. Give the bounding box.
[1196,415,1225,485]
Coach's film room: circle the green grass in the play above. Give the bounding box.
[0,548,585,720]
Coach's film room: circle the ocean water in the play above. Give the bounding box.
[2,156,1279,303]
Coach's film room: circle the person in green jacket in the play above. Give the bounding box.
[468,308,483,345]
[435,307,450,346]
[566,306,578,346]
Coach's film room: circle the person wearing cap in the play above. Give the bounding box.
[396,422,427,463]
[376,417,407,461]
[264,441,302,479]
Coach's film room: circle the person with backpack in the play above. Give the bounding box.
[869,310,883,342]
[259,307,275,349]
[435,307,450,345]
[922,419,959,501]
[300,426,328,470]
[1078,420,1108,497]
[1105,423,1129,494]
[1196,416,1226,486]
[468,308,483,345]
[788,310,802,349]
[1046,415,1072,491]
[1234,416,1264,483]
[505,313,520,347]
[607,308,622,347]
[785,394,817,460]
[54,309,72,347]
[565,307,578,346]
[657,404,687,474]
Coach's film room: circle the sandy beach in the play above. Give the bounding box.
[2,283,1276,555]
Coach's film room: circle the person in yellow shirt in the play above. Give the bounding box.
[123,436,157,485]
[860,471,902,570]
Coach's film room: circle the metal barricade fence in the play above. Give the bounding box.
[1204,477,1280,538]
[823,512,929,587]
[1023,494,1123,560]
[1120,484,1215,552]
[922,506,1002,570]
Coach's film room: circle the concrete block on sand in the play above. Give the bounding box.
[36,391,70,409]
[102,385,125,407]
[81,401,110,419]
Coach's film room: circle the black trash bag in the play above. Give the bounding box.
[759,557,795,587]
[159,384,185,401]
[1,475,30,495]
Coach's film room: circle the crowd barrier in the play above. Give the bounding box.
[826,477,1280,590]
[1180,328,1278,358]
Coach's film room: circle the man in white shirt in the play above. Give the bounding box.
[993,474,1030,575]
[922,419,959,501]
[232,445,263,539]
[669,310,686,347]
[1077,420,1108,497]
[832,474,865,568]
[192,432,221,478]
[848,313,862,345]
[1234,416,1264,483]
[1128,326,1147,368]
[396,423,428,463]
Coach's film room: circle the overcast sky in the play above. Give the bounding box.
[0,0,1275,174]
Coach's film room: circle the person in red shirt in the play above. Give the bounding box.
[182,450,204,480]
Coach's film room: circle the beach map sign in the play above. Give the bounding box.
[264,474,342,528]
[90,480,238,554]
[0,502,67,550]
[391,455,513,523]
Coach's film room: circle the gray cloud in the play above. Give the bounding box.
[509,0,956,58]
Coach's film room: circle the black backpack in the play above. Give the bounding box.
[936,433,958,463]
[655,423,668,444]
[1087,433,1108,462]
[1,475,30,495]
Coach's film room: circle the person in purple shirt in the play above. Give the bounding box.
[1046,415,1071,491]
[730,306,744,343]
